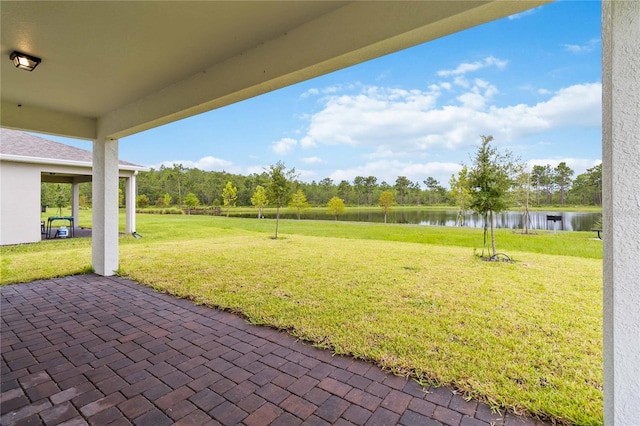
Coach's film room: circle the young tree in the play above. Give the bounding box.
[266,161,294,239]
[183,192,199,215]
[163,193,171,207]
[449,166,471,226]
[155,192,170,207]
[250,185,268,218]
[136,194,150,208]
[222,181,238,217]
[378,190,396,224]
[118,188,124,208]
[289,189,310,220]
[327,196,346,220]
[53,184,70,215]
[79,194,90,208]
[467,135,518,259]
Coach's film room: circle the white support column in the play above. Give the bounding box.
[125,172,137,234]
[92,137,119,276]
[602,1,640,424]
[71,178,80,230]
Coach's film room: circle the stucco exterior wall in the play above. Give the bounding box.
[0,159,137,246]
[0,161,41,245]
[602,0,640,423]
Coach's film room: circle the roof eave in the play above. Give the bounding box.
[0,154,150,172]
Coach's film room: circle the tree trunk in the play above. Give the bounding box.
[274,207,280,239]
[490,210,497,258]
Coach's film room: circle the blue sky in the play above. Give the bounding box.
[46,1,602,188]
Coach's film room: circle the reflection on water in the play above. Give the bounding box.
[233,209,601,232]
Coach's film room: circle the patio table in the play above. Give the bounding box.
[46,216,74,239]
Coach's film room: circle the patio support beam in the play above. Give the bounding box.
[92,137,119,276]
[125,173,137,234]
[602,0,640,424]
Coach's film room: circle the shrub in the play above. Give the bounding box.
[136,207,184,215]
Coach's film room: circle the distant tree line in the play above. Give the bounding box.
[130,162,600,209]
[40,155,602,211]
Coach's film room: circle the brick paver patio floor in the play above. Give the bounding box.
[1,274,549,426]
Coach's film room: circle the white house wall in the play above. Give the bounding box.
[0,159,137,246]
[0,161,41,245]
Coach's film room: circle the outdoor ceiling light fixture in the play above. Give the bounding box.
[10,50,41,71]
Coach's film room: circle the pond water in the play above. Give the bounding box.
[232,209,601,232]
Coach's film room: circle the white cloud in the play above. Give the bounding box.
[150,156,233,171]
[301,156,325,164]
[437,56,508,77]
[526,83,601,127]
[295,168,318,181]
[562,38,600,54]
[272,137,297,155]
[300,88,319,98]
[300,85,348,98]
[298,81,601,158]
[508,7,541,20]
[323,85,342,94]
[246,165,268,175]
[300,136,317,149]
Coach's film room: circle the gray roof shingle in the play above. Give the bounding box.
[0,128,142,167]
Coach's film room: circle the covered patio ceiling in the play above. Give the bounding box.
[1,1,548,141]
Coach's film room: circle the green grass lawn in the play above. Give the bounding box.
[2,213,603,425]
